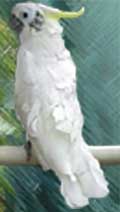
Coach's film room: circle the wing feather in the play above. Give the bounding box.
[15,47,41,137]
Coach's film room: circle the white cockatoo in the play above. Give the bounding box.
[11,2,109,209]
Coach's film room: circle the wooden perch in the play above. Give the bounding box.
[0,145,120,166]
[89,146,120,165]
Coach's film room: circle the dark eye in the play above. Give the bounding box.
[22,12,28,19]
[36,11,40,17]
[36,11,44,20]
[12,14,16,19]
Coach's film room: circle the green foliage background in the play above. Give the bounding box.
[0,0,120,211]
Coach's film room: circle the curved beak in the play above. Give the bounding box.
[10,15,24,33]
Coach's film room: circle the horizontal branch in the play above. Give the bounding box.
[90,146,120,165]
[0,145,120,166]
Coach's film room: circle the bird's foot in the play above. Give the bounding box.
[24,140,32,161]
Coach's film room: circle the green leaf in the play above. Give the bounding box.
[0,167,15,195]
[0,116,15,136]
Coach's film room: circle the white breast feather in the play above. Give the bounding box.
[15,19,109,209]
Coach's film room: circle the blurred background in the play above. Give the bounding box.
[0,0,120,211]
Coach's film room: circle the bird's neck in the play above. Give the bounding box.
[20,20,63,45]
[19,20,67,61]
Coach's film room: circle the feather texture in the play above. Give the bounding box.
[14,4,109,208]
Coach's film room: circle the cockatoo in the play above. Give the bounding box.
[11,2,109,209]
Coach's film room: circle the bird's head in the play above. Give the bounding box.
[11,2,85,33]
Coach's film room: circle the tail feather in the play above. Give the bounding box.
[60,171,108,209]
[77,170,109,198]
[77,144,109,198]
[60,175,89,209]
[59,143,109,209]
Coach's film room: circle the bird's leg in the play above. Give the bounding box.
[24,140,32,161]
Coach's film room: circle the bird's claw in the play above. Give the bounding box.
[24,140,32,161]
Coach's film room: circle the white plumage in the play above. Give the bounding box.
[12,3,109,208]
